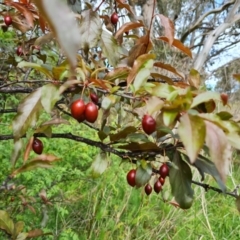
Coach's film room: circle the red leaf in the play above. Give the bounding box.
[154,62,184,79]
[158,36,192,58]
[115,22,144,39]
[27,229,44,238]
[205,121,231,183]
[89,78,109,90]
[156,14,174,45]
[39,14,46,33]
[5,1,34,28]
[23,136,34,163]
[27,205,36,214]
[116,0,134,15]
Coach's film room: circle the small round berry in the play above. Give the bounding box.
[159,163,169,179]
[145,184,152,195]
[111,12,119,25]
[71,99,86,122]
[32,138,43,155]
[154,180,162,194]
[127,169,136,187]
[85,102,98,123]
[142,114,156,135]
[4,15,12,26]
[90,92,99,105]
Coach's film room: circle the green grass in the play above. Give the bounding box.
[1,115,240,239]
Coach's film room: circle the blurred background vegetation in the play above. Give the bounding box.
[1,0,240,238]
[1,100,240,239]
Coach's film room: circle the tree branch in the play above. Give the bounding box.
[1,133,238,199]
[0,133,166,159]
[0,109,17,113]
[193,1,240,71]
[191,180,237,198]
[181,0,235,43]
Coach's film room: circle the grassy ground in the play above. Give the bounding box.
[1,115,240,239]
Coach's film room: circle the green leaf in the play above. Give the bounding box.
[13,221,25,239]
[126,133,149,143]
[12,88,42,139]
[100,30,123,67]
[91,153,109,178]
[133,68,151,92]
[105,67,130,81]
[135,161,152,188]
[191,91,221,108]
[0,210,14,235]
[17,61,53,79]
[127,54,156,86]
[199,113,240,133]
[227,132,240,150]
[145,96,164,115]
[16,232,28,240]
[149,83,175,98]
[163,110,178,127]
[205,121,231,183]
[101,95,116,110]
[182,153,226,192]
[166,90,178,101]
[79,10,102,50]
[98,130,108,141]
[189,68,200,88]
[235,195,240,213]
[178,113,206,163]
[11,139,23,167]
[169,151,194,209]
[216,111,233,120]
[41,84,61,113]
[34,0,81,68]
[109,126,137,142]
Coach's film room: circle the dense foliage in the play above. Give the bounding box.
[1,0,240,239]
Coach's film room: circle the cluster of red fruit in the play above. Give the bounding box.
[70,93,99,123]
[3,15,39,57]
[127,163,169,196]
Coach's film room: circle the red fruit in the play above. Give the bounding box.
[71,99,86,122]
[220,93,228,106]
[159,163,169,179]
[16,46,23,56]
[145,184,152,195]
[159,177,165,186]
[85,102,98,123]
[90,92,99,105]
[4,15,12,26]
[111,12,118,25]
[125,31,129,35]
[154,180,162,194]
[127,169,136,187]
[142,114,156,135]
[32,138,43,155]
